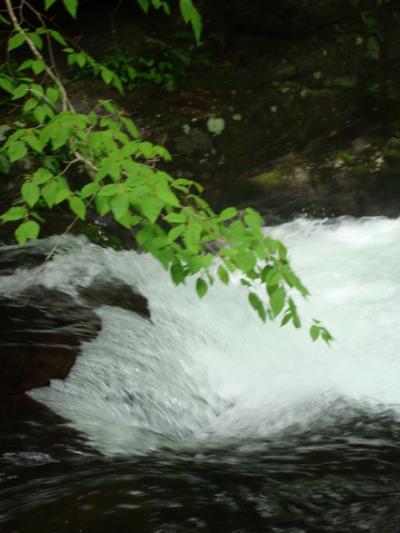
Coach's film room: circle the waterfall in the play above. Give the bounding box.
[2,217,399,456]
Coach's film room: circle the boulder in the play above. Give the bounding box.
[78,275,150,319]
[0,286,101,396]
[0,261,151,396]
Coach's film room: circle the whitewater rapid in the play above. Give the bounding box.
[3,217,400,455]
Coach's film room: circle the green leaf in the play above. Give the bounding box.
[164,212,186,224]
[29,32,43,50]
[0,76,14,94]
[1,206,28,222]
[49,30,67,46]
[46,87,60,104]
[179,0,202,43]
[282,266,309,297]
[34,106,47,124]
[23,97,38,112]
[171,263,185,285]
[98,184,121,196]
[45,0,57,9]
[12,84,28,100]
[99,99,117,114]
[21,182,40,207]
[280,313,292,327]
[18,59,34,72]
[23,220,40,239]
[51,129,69,150]
[263,267,281,287]
[288,298,301,328]
[244,208,263,229]
[217,265,229,285]
[95,195,110,216]
[32,59,45,75]
[184,220,202,251]
[0,14,11,26]
[32,167,52,184]
[69,196,86,220]
[156,182,180,207]
[196,277,208,299]
[310,325,320,342]
[187,256,206,274]
[80,182,100,199]
[140,197,164,223]
[42,180,59,207]
[0,154,10,174]
[137,0,150,12]
[135,225,155,246]
[55,186,71,204]
[122,117,139,138]
[248,292,266,322]
[155,146,172,161]
[101,68,113,84]
[219,206,238,222]
[269,287,285,317]
[75,53,86,68]
[25,134,43,153]
[234,251,256,273]
[321,329,334,345]
[111,195,129,220]
[15,220,40,244]
[8,32,25,52]
[8,141,27,162]
[167,225,184,243]
[63,0,78,17]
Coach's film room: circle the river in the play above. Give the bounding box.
[1,217,400,532]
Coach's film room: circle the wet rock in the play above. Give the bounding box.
[0,244,48,276]
[0,286,101,397]
[78,275,150,319]
[223,129,400,221]
[216,0,353,37]
[0,249,151,396]
[174,127,213,157]
[0,393,98,457]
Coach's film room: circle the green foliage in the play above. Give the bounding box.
[0,0,332,343]
[360,12,383,41]
[44,0,202,43]
[310,320,334,345]
[71,43,208,92]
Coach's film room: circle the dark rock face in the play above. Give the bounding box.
[0,286,101,397]
[222,128,400,222]
[0,256,151,397]
[0,393,98,458]
[0,244,49,276]
[78,275,150,319]
[211,0,351,37]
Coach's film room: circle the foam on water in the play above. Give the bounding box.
[2,217,400,455]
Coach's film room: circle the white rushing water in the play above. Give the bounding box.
[3,217,400,455]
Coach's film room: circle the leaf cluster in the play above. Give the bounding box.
[0,0,333,344]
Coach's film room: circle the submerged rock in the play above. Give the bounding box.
[0,251,151,396]
[0,286,101,397]
[78,275,150,319]
[0,244,49,276]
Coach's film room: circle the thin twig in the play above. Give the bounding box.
[5,0,72,112]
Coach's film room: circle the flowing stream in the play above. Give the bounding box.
[1,217,400,532]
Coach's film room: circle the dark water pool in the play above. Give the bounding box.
[1,397,400,533]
